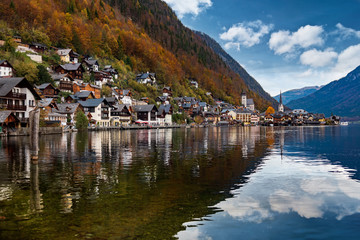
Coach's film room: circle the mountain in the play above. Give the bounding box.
[194,31,278,108]
[273,86,322,105]
[0,0,271,110]
[287,66,360,117]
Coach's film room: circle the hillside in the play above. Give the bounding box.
[194,31,279,107]
[273,86,322,105]
[287,66,360,117]
[0,0,271,110]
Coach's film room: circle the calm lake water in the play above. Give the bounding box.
[1,126,360,239]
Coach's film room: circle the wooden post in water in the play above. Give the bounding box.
[29,108,40,163]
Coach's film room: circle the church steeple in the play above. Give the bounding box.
[278,90,284,112]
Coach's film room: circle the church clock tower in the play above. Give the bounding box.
[278,91,284,112]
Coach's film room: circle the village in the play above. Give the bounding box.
[0,39,341,135]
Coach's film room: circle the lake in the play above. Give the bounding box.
[1,126,360,239]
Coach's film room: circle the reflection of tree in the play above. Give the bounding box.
[76,131,88,153]
[1,127,272,239]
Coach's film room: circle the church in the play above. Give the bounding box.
[241,91,255,111]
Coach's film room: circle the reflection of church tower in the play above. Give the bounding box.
[278,91,284,112]
[241,90,247,107]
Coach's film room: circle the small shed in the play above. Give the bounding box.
[0,111,21,132]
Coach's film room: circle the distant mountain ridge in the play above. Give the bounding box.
[274,86,322,105]
[194,31,278,107]
[287,66,360,117]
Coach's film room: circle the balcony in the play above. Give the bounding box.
[0,104,27,111]
[101,115,109,120]
[6,92,26,99]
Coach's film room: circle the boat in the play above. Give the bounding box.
[340,122,349,126]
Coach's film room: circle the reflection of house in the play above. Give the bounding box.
[157,104,172,125]
[136,72,156,84]
[0,77,41,124]
[110,104,131,126]
[54,63,85,80]
[78,98,111,127]
[0,60,15,77]
[134,104,158,124]
[57,49,79,63]
[0,111,20,131]
[36,83,60,98]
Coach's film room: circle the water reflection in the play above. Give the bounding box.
[0,127,269,239]
[177,126,360,240]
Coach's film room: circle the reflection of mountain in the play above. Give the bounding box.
[0,127,271,239]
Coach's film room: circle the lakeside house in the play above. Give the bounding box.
[78,98,111,127]
[0,77,41,125]
[133,104,158,125]
[110,104,131,126]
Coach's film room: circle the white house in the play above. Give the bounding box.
[0,77,41,124]
[0,60,15,77]
[78,98,111,127]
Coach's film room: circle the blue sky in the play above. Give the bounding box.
[163,0,360,96]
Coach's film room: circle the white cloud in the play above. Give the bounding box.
[163,0,212,19]
[300,48,338,67]
[269,25,325,55]
[332,44,360,78]
[220,20,273,50]
[333,23,360,39]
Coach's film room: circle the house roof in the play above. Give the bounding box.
[38,98,54,108]
[134,104,157,112]
[78,98,106,108]
[247,99,254,105]
[182,103,191,109]
[199,102,207,107]
[0,60,14,70]
[0,110,19,123]
[69,91,94,100]
[37,83,52,90]
[158,104,171,114]
[59,63,82,71]
[112,104,129,113]
[55,103,81,114]
[105,97,117,103]
[0,77,41,99]
[57,49,72,56]
[183,96,196,102]
[83,59,98,66]
[50,73,72,81]
[163,86,171,91]
[156,96,168,102]
[136,72,156,79]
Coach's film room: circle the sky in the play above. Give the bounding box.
[163,0,360,96]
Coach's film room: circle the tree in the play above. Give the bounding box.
[75,111,88,130]
[101,85,112,97]
[265,106,275,115]
[37,65,52,85]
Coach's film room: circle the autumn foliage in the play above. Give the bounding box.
[0,0,270,110]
